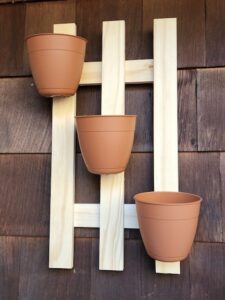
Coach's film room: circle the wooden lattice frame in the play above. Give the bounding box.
[49,19,180,274]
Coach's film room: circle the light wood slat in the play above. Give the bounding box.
[74,204,138,229]
[80,59,153,85]
[100,20,125,271]
[49,23,76,269]
[153,18,180,274]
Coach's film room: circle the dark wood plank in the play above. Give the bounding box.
[0,237,21,300]
[220,153,225,242]
[90,239,142,300]
[197,68,225,151]
[0,154,50,236]
[0,4,26,76]
[0,78,52,153]
[206,0,225,67]
[190,242,225,300]
[76,85,101,153]
[143,0,205,68]
[0,0,57,3]
[179,153,223,242]
[23,0,76,74]
[77,75,196,153]
[125,153,153,204]
[1,152,223,242]
[178,70,197,151]
[76,0,143,61]
[140,244,191,300]
[126,85,153,152]
[18,237,92,300]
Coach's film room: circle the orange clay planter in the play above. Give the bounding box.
[134,192,202,262]
[26,33,87,97]
[76,115,136,175]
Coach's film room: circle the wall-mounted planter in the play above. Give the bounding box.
[76,115,136,175]
[26,33,87,97]
[134,191,202,262]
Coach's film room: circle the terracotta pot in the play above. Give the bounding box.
[76,115,136,175]
[26,33,87,97]
[134,191,202,262]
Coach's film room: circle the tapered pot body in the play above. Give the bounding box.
[76,115,136,175]
[26,33,87,97]
[134,191,202,262]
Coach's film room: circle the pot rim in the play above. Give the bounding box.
[25,33,87,43]
[134,191,202,206]
[76,115,136,119]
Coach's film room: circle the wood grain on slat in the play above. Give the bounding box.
[74,204,138,229]
[80,59,153,85]
[100,20,125,271]
[143,0,205,68]
[154,18,180,274]
[49,23,76,269]
[197,68,225,151]
[206,0,225,67]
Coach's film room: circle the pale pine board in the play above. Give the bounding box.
[153,18,180,274]
[74,204,138,229]
[49,24,76,269]
[80,59,153,85]
[100,21,125,271]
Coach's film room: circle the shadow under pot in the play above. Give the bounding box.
[76,115,136,175]
[26,33,87,97]
[134,191,202,262]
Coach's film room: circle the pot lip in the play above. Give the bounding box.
[25,33,87,43]
[134,191,202,206]
[76,114,136,119]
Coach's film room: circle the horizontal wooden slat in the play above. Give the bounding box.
[0,153,223,242]
[80,59,153,85]
[0,71,196,154]
[74,204,138,229]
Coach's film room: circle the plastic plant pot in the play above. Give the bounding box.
[76,115,136,175]
[134,191,202,262]
[26,33,87,97]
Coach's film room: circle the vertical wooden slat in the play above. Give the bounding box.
[99,21,125,271]
[49,24,76,269]
[153,18,180,274]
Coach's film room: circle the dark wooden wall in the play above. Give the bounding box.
[0,0,225,299]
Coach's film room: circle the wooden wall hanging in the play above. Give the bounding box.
[49,18,180,274]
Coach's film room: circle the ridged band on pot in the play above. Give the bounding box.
[26,33,87,97]
[134,191,202,262]
[76,115,136,175]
